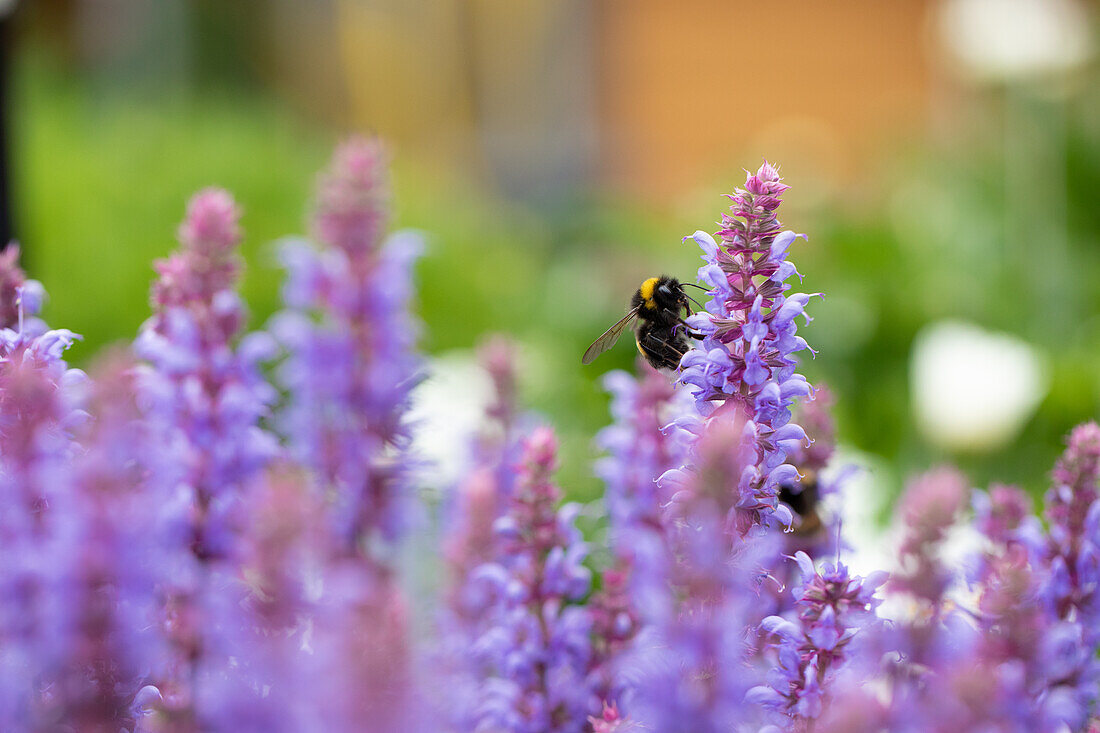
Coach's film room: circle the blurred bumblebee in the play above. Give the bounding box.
[582,275,703,370]
[778,468,823,537]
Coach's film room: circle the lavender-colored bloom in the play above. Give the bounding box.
[135,188,278,561]
[622,414,778,733]
[891,467,968,608]
[35,355,163,732]
[585,562,640,718]
[193,467,327,732]
[0,332,84,516]
[749,551,885,722]
[270,138,422,560]
[597,364,693,557]
[784,469,962,731]
[1044,422,1100,619]
[595,365,698,630]
[1035,422,1100,724]
[678,162,815,532]
[265,140,426,731]
[133,189,278,726]
[457,336,525,525]
[309,564,418,732]
[966,538,1080,731]
[0,345,84,727]
[194,464,419,732]
[975,483,1033,547]
[590,365,706,719]
[816,468,1061,731]
[0,260,87,728]
[437,338,528,731]
[468,428,595,733]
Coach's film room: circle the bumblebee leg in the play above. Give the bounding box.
[662,308,705,340]
[639,328,690,370]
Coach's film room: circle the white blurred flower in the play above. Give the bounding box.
[910,320,1046,451]
[408,352,494,490]
[937,0,1094,82]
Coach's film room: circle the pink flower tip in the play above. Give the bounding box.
[743,160,790,198]
[1066,421,1100,462]
[981,484,1030,541]
[757,160,781,181]
[479,335,518,387]
[178,187,242,253]
[313,137,390,255]
[522,427,558,470]
[332,137,388,186]
[589,702,630,732]
[899,466,967,553]
[1052,421,1100,490]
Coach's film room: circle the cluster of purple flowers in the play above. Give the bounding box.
[679,162,816,533]
[3,147,1100,733]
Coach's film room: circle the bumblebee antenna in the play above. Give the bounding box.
[682,282,710,291]
[684,294,703,310]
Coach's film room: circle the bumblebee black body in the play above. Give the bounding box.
[582,274,699,369]
[636,318,689,370]
[778,469,823,537]
[629,275,690,369]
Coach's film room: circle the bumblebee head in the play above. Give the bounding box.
[634,275,689,321]
[640,276,685,311]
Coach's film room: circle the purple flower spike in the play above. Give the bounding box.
[444,338,525,603]
[0,248,91,728]
[265,140,426,730]
[1036,422,1100,721]
[678,162,817,533]
[135,188,279,725]
[36,355,163,732]
[155,188,243,311]
[975,483,1032,546]
[436,338,529,730]
[597,365,693,561]
[271,137,423,562]
[467,427,595,733]
[620,412,780,732]
[892,467,967,608]
[1044,421,1100,610]
[587,564,639,713]
[0,346,86,728]
[750,551,884,725]
[137,187,278,562]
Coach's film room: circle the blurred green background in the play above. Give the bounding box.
[5,1,1100,508]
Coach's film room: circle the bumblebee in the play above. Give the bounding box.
[778,468,823,537]
[582,275,701,370]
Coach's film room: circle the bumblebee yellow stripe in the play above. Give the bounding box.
[640,277,658,309]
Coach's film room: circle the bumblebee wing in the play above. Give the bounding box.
[582,307,641,365]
